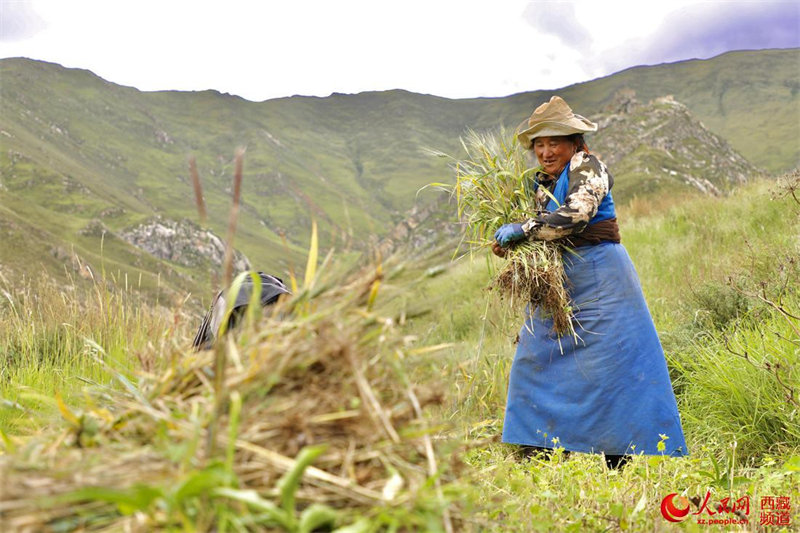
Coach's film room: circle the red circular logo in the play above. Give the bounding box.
[661,493,691,522]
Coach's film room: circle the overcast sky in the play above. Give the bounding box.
[1,0,798,101]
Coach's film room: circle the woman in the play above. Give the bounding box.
[494,96,687,467]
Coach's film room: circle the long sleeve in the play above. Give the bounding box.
[520,152,613,241]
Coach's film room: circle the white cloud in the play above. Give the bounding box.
[0,0,46,42]
[1,0,795,100]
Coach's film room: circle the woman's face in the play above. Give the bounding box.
[532,136,576,176]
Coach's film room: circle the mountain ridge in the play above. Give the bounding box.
[13,47,793,102]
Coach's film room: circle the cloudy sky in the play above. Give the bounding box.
[1,0,798,101]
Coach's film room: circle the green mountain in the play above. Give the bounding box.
[0,49,797,298]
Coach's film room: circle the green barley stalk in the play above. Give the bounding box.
[428,129,574,336]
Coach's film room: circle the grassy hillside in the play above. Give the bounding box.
[0,50,797,298]
[567,49,800,173]
[1,170,798,530]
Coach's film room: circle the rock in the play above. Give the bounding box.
[120,217,251,271]
[604,88,640,115]
[154,129,173,145]
[79,219,108,237]
[49,246,95,278]
[374,195,460,257]
[99,206,125,218]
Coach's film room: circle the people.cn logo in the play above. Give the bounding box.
[661,493,691,522]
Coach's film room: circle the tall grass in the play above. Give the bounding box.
[0,271,183,432]
[0,245,461,531]
[669,293,800,461]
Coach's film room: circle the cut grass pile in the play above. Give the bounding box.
[0,257,455,531]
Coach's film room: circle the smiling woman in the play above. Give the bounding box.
[494,96,688,468]
[532,136,576,176]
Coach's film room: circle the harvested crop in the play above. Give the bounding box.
[428,129,574,337]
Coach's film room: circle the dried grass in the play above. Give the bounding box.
[0,262,452,530]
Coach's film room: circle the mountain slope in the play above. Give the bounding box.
[0,50,796,295]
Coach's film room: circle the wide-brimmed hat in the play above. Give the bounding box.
[516,96,597,149]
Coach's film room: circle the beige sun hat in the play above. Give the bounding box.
[516,96,598,149]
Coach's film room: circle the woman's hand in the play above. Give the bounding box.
[494,223,526,247]
[491,241,507,257]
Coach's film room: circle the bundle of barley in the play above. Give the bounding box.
[429,129,574,336]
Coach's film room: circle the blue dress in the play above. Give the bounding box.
[501,166,688,457]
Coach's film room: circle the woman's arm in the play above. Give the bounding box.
[521,152,613,241]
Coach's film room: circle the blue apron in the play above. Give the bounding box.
[502,166,687,456]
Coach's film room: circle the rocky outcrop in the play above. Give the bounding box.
[120,218,251,271]
[79,219,109,237]
[591,91,762,197]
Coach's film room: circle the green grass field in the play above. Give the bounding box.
[1,172,798,531]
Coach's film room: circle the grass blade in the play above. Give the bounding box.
[304,220,319,290]
[277,444,328,517]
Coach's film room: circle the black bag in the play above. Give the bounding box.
[192,272,290,349]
